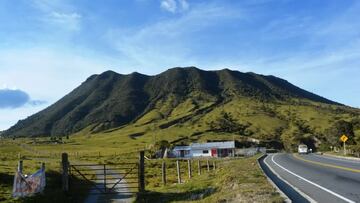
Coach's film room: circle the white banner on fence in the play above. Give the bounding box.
[12,167,46,197]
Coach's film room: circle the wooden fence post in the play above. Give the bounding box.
[207,160,210,172]
[18,160,23,173]
[213,161,216,170]
[139,151,145,192]
[61,153,69,192]
[162,161,166,185]
[104,164,107,192]
[188,160,192,179]
[198,160,201,175]
[176,160,181,184]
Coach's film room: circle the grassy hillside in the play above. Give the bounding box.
[9,95,358,153]
[7,95,358,153]
[4,67,359,152]
[4,67,344,138]
[102,96,360,152]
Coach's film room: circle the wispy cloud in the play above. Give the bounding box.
[160,0,189,13]
[45,11,82,31]
[106,2,243,72]
[161,0,176,13]
[31,0,82,31]
[179,0,189,11]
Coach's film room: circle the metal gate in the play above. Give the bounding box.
[68,162,139,195]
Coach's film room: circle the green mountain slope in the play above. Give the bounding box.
[4,67,360,150]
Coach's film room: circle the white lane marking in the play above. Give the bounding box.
[264,155,315,203]
[271,154,356,203]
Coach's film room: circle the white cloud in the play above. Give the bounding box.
[106,3,243,72]
[45,11,82,31]
[161,0,177,13]
[179,0,189,11]
[31,0,82,31]
[160,0,189,13]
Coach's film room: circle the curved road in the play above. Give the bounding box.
[261,153,360,203]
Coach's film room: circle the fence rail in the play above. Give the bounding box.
[144,157,221,187]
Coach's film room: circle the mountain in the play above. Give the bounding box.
[3,67,359,150]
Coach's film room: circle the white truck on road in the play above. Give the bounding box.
[298,144,308,154]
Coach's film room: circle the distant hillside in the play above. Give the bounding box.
[4,67,360,150]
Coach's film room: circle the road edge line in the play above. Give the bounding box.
[257,154,291,203]
[272,154,356,203]
[262,154,316,203]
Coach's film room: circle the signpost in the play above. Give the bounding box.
[340,135,348,155]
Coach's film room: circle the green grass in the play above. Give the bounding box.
[1,136,283,203]
[138,155,283,203]
[1,96,360,202]
[0,139,93,203]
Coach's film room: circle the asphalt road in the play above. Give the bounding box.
[261,153,360,203]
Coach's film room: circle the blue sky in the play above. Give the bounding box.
[0,0,360,130]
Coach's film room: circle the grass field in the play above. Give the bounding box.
[0,135,283,203]
[140,155,283,202]
[0,138,96,203]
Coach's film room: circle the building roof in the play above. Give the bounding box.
[173,146,191,151]
[190,141,235,150]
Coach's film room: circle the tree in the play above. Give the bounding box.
[325,120,356,146]
[149,140,170,158]
[155,140,170,151]
[209,111,252,135]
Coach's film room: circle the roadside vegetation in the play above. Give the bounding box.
[140,155,283,202]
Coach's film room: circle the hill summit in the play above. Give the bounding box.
[3,67,342,138]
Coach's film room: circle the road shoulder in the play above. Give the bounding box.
[321,152,360,161]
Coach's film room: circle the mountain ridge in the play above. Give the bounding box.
[3,67,343,137]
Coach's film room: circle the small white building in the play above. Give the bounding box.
[172,146,192,158]
[173,141,236,158]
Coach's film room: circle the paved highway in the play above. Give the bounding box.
[260,153,360,203]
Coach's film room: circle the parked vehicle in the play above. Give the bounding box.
[298,144,308,154]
